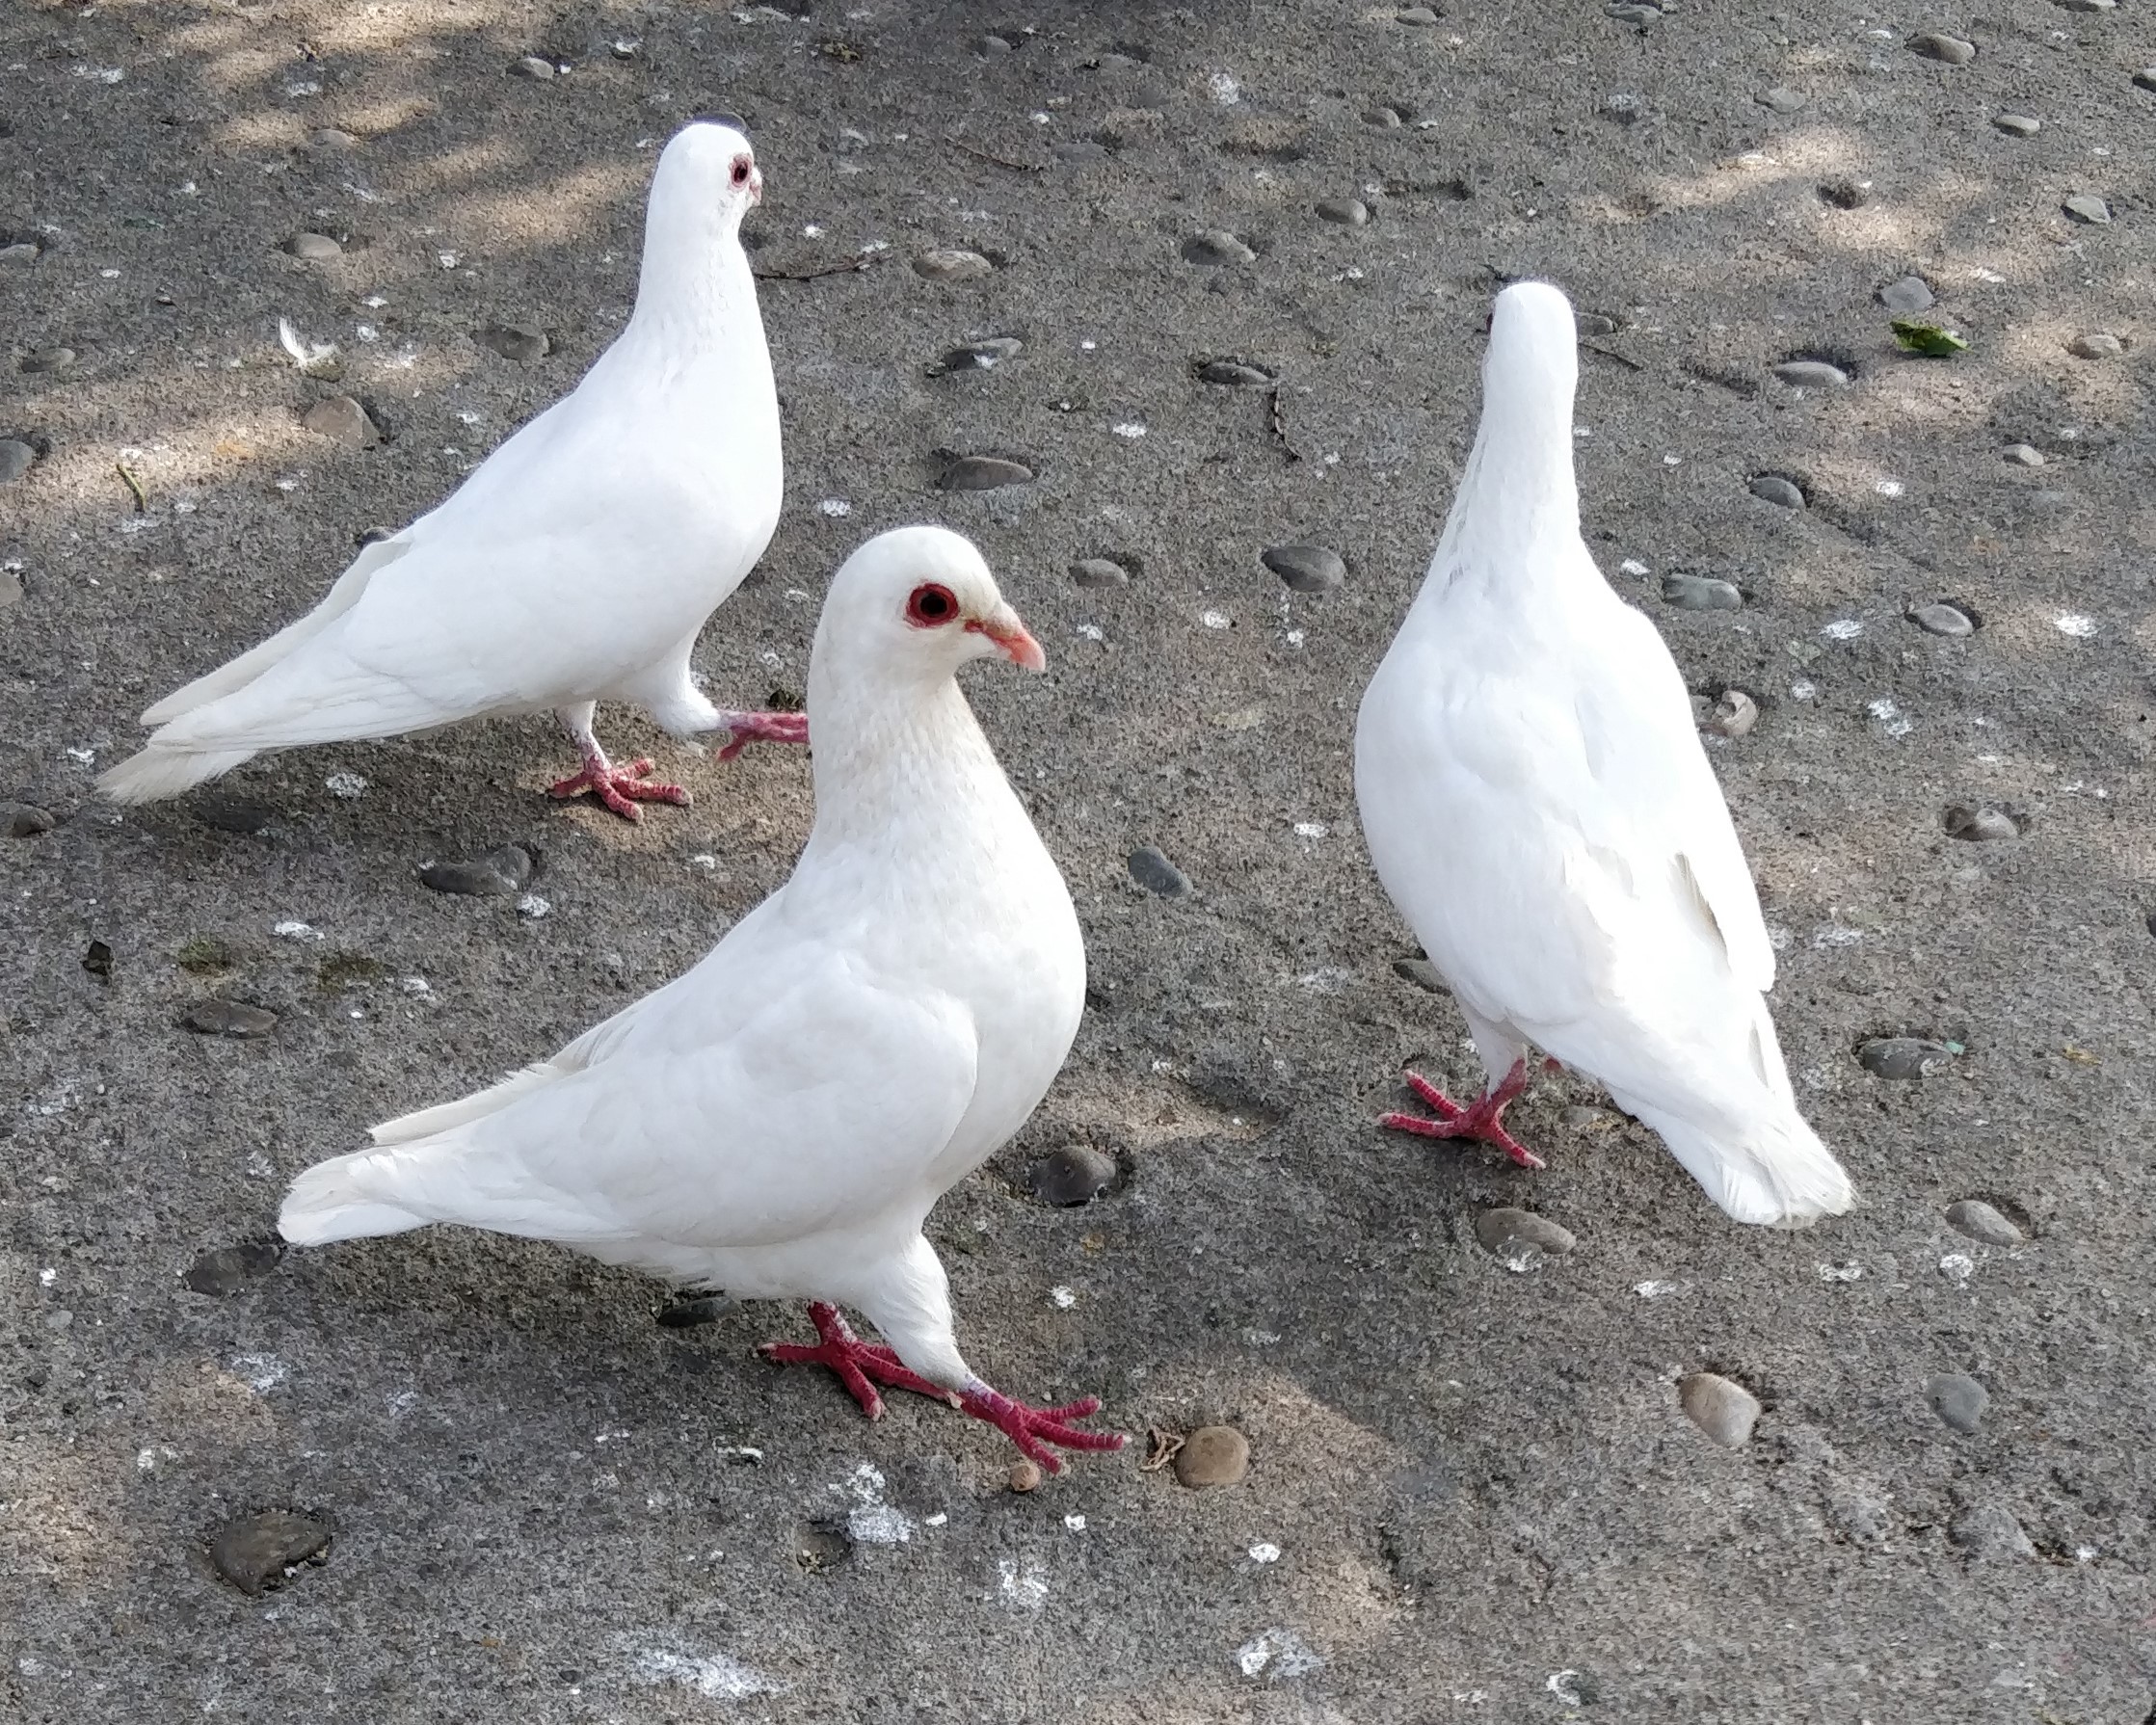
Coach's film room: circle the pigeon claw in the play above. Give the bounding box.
[958,1383,1127,1474]
[547,756,691,822]
[759,1302,947,1421]
[714,710,810,763]
[1379,1058,1547,1170]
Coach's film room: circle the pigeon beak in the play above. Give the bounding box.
[970,606,1046,672]
[749,168,764,205]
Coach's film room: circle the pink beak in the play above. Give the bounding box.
[970,609,1046,672]
[749,169,764,204]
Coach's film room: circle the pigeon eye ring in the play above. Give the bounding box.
[905,583,959,626]
[730,156,753,188]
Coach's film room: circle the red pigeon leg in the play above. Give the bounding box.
[548,707,689,822]
[954,1381,1126,1474]
[712,709,810,762]
[1379,1057,1547,1170]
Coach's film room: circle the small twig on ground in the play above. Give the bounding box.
[1266,385,1303,463]
[116,462,147,513]
[1139,1427,1185,1473]
[950,135,1049,174]
[753,253,879,283]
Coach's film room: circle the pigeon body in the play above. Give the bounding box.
[100,119,794,817]
[1354,281,1853,1227]
[280,526,1120,1467]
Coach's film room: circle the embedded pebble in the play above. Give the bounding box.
[1397,5,1440,22]
[508,55,557,80]
[1943,804,2017,841]
[2062,195,2111,226]
[655,1294,738,1328]
[0,438,38,481]
[1771,359,1850,389]
[1992,113,2040,137]
[0,241,40,265]
[302,395,380,447]
[1473,1208,1576,1270]
[1026,1145,1118,1207]
[1818,178,1870,209]
[1678,1372,1761,1447]
[1173,1424,1250,1489]
[939,456,1033,491]
[1127,845,1191,897]
[1758,87,1806,114]
[1907,33,1975,66]
[934,336,1023,374]
[1926,1373,1988,1434]
[281,232,343,260]
[2137,68,2156,93]
[209,1510,333,1596]
[1749,474,1805,509]
[477,323,549,361]
[183,1242,283,1295]
[1857,1037,1956,1079]
[1197,359,1274,386]
[1183,229,1256,267]
[8,803,56,836]
[1315,197,1369,226]
[2055,0,2114,11]
[20,346,75,374]
[1945,1199,2023,1245]
[1949,1504,2035,1563]
[2002,443,2045,466]
[1706,689,1758,738]
[1911,601,1974,637]
[1607,3,1662,23]
[1071,557,1131,588]
[1662,573,1743,611]
[1008,1460,1043,1494]
[1877,276,1934,314]
[1262,544,1345,594]
[912,248,994,281]
[1392,956,1446,994]
[182,999,280,1039]
[419,844,533,897]
[1365,105,1404,128]
[310,127,359,150]
[2068,332,2123,359]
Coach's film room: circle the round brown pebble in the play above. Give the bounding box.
[1678,1371,1761,1447]
[1008,1460,1043,1493]
[1172,1424,1250,1488]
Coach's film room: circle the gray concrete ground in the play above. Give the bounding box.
[4,1,2154,1719]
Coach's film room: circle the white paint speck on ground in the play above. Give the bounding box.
[516,894,549,919]
[324,771,367,799]
[2055,612,2095,638]
[998,1556,1050,1609]
[1248,1542,1281,1563]
[1548,1671,1584,1707]
[1208,70,1240,104]
[1201,610,1231,629]
[1111,421,1147,438]
[1050,1285,1077,1309]
[1822,619,1864,641]
[816,497,852,518]
[627,1645,785,1701]
[230,1353,288,1393]
[1817,1261,1863,1282]
[1075,623,1105,642]
[1236,1628,1322,1679]
[1634,1280,1683,1299]
[838,1461,914,1545]
[1292,821,1328,839]
[38,1267,55,1287]
[1875,478,1903,497]
[1064,1514,1087,1531]
[271,920,319,941]
[1619,559,1650,575]
[925,1512,947,1527]
[1940,1253,1975,1285]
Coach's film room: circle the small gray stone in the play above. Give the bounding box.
[1945,1198,2024,1245]
[1026,1145,1118,1207]
[477,323,548,361]
[1911,601,1974,637]
[2002,443,2045,466]
[2063,195,2111,226]
[1678,1372,1761,1447]
[1182,229,1256,267]
[1662,573,1743,611]
[979,33,1014,55]
[182,999,280,1039]
[1907,33,1976,66]
[1857,1037,1956,1079]
[2054,0,2115,11]
[1365,105,1404,128]
[1749,474,1806,509]
[1878,276,1934,314]
[183,1242,282,1295]
[0,438,38,481]
[508,55,557,79]
[8,803,56,836]
[309,126,360,150]
[1316,197,1370,226]
[2068,332,2123,359]
[419,844,533,897]
[1397,6,1441,23]
[301,396,379,447]
[1927,1373,1989,1434]
[1772,358,1850,389]
[913,248,994,281]
[1127,845,1190,897]
[209,1510,333,1596]
[1173,1424,1250,1488]
[938,455,1033,491]
[1474,1208,1577,1270]
[1392,956,1446,993]
[1949,1504,2035,1563]
[1262,544,1345,594]
[655,1294,738,1327]
[20,346,75,374]
[1706,689,1758,738]
[2137,68,2156,93]
[934,336,1024,374]
[1759,86,1806,114]
[0,241,40,265]
[1991,113,2040,137]
[281,231,343,260]
[1576,311,1618,336]
[1607,2,1662,24]
[1944,805,2018,841]
[1196,358,1274,386]
[1071,557,1131,588]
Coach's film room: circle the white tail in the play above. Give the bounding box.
[370,1063,559,1146]
[1645,1105,1854,1229]
[279,1152,427,1245]
[96,744,257,805]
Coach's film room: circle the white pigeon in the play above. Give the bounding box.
[279,525,1123,1471]
[1353,280,1854,1228]
[99,116,803,822]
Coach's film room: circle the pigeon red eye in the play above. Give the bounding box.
[906,583,958,627]
[731,157,752,187]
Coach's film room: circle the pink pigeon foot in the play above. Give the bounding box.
[547,754,690,822]
[1379,1057,1548,1170]
[713,709,810,762]
[760,1302,1126,1473]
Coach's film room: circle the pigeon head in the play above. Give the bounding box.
[818,526,1046,687]
[653,117,763,226]
[1482,280,1579,429]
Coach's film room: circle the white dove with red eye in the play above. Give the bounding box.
[279,524,1124,1473]
[1353,279,1854,1228]
[98,116,803,822]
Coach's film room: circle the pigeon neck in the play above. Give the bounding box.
[1420,386,1584,603]
[626,216,759,350]
[804,670,1003,850]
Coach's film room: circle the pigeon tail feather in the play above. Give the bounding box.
[96,743,258,805]
[1641,1102,1854,1229]
[279,1153,428,1244]
[370,1063,562,1146]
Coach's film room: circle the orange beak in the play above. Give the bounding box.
[969,608,1046,672]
